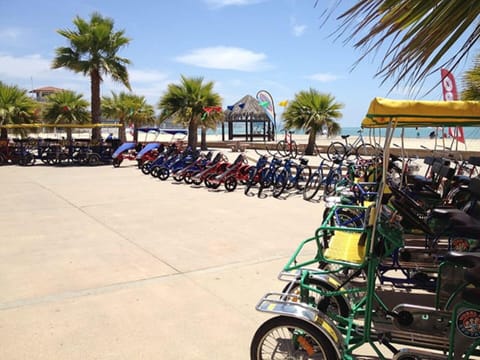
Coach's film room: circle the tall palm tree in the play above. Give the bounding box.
[283,89,343,155]
[0,83,38,139]
[157,75,222,149]
[102,92,155,142]
[318,0,480,90]
[461,52,480,100]
[42,90,90,142]
[52,12,131,141]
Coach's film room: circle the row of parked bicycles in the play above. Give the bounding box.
[249,98,480,360]
[118,136,388,202]
[0,138,119,166]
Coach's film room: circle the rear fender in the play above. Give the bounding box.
[256,292,344,358]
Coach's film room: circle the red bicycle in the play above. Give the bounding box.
[276,129,298,158]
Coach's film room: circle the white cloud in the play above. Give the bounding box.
[290,17,307,37]
[0,27,22,41]
[308,73,339,83]
[204,0,263,8]
[176,46,269,72]
[0,53,170,106]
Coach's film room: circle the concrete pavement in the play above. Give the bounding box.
[0,159,325,359]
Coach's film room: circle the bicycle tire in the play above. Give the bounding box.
[157,167,170,181]
[272,168,288,198]
[244,168,258,195]
[295,166,311,191]
[327,142,346,161]
[224,176,237,192]
[303,172,322,201]
[250,316,338,360]
[355,143,378,160]
[276,140,288,157]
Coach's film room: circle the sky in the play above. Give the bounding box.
[0,0,475,128]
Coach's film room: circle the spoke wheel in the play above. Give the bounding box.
[250,316,338,360]
[158,167,170,181]
[327,142,346,161]
[224,176,237,192]
[303,173,323,201]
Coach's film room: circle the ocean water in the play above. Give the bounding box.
[211,125,480,140]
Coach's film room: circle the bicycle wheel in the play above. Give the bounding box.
[327,142,346,161]
[244,168,259,195]
[355,143,378,160]
[295,166,311,191]
[276,140,288,157]
[272,168,288,198]
[303,172,322,201]
[205,173,220,189]
[323,173,340,196]
[250,316,338,360]
[157,167,170,181]
[172,171,184,182]
[224,176,237,192]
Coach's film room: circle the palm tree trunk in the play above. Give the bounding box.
[90,69,101,141]
[187,117,198,149]
[120,120,127,143]
[200,127,207,150]
[304,128,317,155]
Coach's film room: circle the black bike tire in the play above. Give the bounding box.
[355,143,378,160]
[276,140,288,157]
[272,168,288,198]
[327,142,346,161]
[303,172,322,201]
[296,165,311,191]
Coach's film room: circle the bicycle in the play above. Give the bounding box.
[272,157,311,198]
[326,129,378,161]
[302,155,344,201]
[276,129,298,158]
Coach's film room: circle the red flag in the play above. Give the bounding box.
[441,68,465,143]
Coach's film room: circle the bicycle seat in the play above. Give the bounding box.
[443,251,480,268]
[341,135,350,140]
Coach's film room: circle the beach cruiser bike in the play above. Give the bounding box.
[250,98,480,360]
[277,129,298,158]
[327,129,378,161]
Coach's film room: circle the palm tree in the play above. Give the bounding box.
[318,0,480,90]
[52,12,131,141]
[282,89,343,155]
[0,83,38,139]
[157,75,222,149]
[461,52,480,100]
[199,106,223,150]
[42,90,90,142]
[102,92,155,142]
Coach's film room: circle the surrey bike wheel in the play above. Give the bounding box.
[326,142,346,161]
[250,316,338,360]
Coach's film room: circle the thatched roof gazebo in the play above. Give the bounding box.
[221,94,275,142]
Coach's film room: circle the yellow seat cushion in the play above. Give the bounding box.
[324,231,366,264]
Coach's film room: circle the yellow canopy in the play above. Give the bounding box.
[361,97,480,128]
[0,123,123,129]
